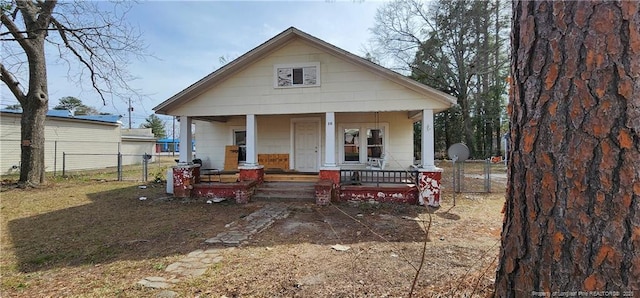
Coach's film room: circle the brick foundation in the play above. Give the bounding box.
[319,169,340,185]
[172,164,200,198]
[239,166,264,183]
[418,171,442,207]
[192,180,259,204]
[315,180,333,206]
[316,168,341,205]
[339,185,419,204]
[235,188,253,204]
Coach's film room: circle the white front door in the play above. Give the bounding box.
[294,121,319,172]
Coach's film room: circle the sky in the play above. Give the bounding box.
[0,0,390,129]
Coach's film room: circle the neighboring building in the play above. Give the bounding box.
[155,138,195,153]
[0,109,156,175]
[153,27,455,205]
[121,128,157,165]
[156,138,179,153]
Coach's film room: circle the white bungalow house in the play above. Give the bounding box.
[153,27,455,205]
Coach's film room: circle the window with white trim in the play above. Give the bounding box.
[343,128,360,162]
[274,62,320,87]
[367,129,384,159]
[339,123,388,164]
[234,130,246,162]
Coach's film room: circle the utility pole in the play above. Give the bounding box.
[128,98,133,129]
[172,116,176,156]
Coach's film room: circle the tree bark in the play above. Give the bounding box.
[20,44,48,185]
[494,1,639,296]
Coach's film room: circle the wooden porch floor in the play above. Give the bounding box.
[199,170,318,183]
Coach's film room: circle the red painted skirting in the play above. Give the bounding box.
[338,185,419,204]
[187,168,441,206]
[192,180,258,204]
[418,171,442,207]
[172,165,200,198]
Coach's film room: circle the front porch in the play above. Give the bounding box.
[172,165,441,206]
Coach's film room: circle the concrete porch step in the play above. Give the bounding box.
[254,182,316,200]
[263,173,319,182]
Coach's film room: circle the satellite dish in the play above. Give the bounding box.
[447,143,470,162]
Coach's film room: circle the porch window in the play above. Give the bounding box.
[343,128,360,162]
[367,129,384,159]
[339,123,388,164]
[274,62,320,88]
[234,130,246,162]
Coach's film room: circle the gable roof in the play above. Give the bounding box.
[153,27,456,115]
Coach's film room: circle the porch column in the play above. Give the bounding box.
[421,109,436,170]
[418,109,442,207]
[324,112,337,167]
[238,114,264,190]
[245,114,257,166]
[318,112,340,205]
[179,116,193,162]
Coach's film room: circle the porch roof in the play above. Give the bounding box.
[153,27,456,116]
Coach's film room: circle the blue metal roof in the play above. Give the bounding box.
[0,109,121,124]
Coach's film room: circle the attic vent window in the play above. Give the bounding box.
[274,62,320,88]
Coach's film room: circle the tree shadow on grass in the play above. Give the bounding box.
[7,184,431,273]
[6,184,259,273]
[237,199,433,248]
[435,205,461,220]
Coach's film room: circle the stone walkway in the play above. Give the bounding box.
[205,203,290,244]
[136,203,290,295]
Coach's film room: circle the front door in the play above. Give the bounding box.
[294,121,319,172]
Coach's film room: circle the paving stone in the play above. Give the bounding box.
[187,249,205,258]
[156,290,179,298]
[180,257,201,263]
[201,255,223,264]
[203,248,221,255]
[139,204,288,290]
[182,267,208,277]
[165,263,185,273]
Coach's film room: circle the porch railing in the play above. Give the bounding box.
[340,169,418,187]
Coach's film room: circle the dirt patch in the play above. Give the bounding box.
[1,171,505,297]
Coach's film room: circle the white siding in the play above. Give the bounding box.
[0,115,22,174]
[192,111,414,171]
[171,39,450,117]
[120,140,156,165]
[0,114,122,174]
[194,118,239,169]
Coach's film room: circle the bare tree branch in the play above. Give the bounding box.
[0,62,26,103]
[1,9,28,48]
[49,16,106,102]
[0,24,110,38]
[1,0,147,185]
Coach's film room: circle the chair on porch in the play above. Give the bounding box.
[366,152,387,170]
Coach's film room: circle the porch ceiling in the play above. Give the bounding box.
[190,116,229,123]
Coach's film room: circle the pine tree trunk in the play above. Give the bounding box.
[494,1,639,296]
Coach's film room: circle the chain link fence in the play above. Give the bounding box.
[437,159,507,194]
[1,138,177,182]
[60,153,176,182]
